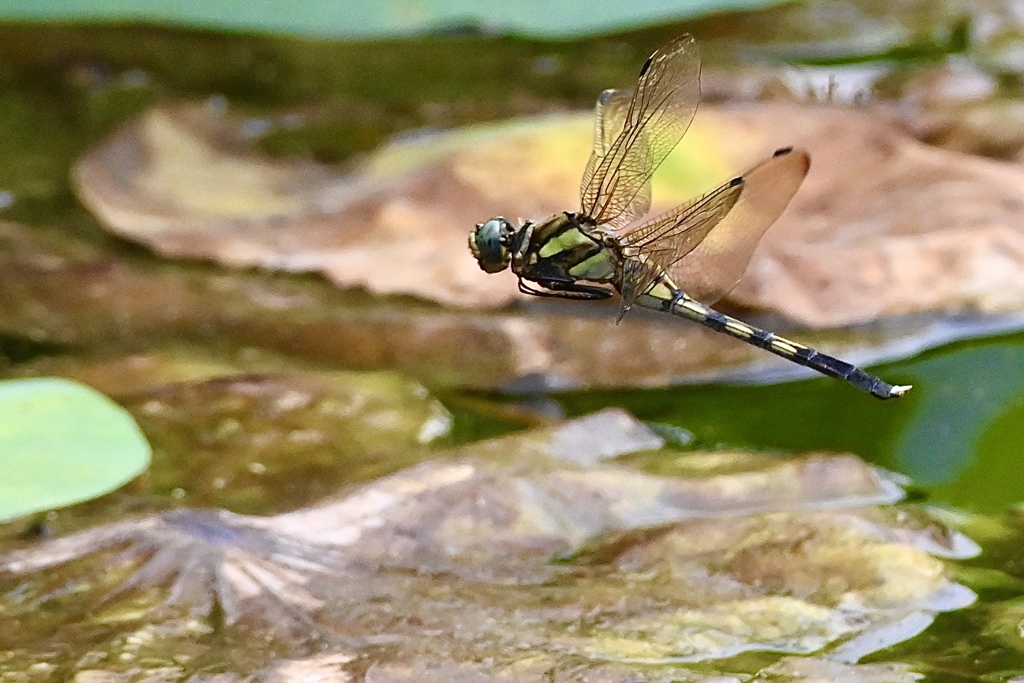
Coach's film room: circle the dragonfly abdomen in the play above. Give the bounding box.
[636,286,910,400]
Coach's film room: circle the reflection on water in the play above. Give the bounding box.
[896,340,1024,511]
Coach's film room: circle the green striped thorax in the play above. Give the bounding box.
[469,217,516,273]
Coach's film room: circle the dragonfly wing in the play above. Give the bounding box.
[579,34,700,231]
[672,148,810,304]
[581,89,653,230]
[622,147,810,306]
[581,88,631,186]
[618,175,744,310]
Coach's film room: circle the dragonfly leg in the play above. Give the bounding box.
[518,278,614,301]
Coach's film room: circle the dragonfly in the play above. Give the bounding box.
[468,34,910,400]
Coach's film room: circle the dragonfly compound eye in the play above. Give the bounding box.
[469,217,513,273]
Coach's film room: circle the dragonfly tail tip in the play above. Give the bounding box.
[889,384,913,398]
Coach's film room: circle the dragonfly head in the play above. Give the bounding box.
[469,217,515,273]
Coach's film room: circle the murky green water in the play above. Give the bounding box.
[547,332,1024,515]
[2,9,1024,680]
[2,5,1023,540]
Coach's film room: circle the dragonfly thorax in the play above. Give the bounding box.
[469,216,516,273]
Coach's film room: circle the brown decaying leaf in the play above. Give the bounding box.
[74,101,1024,327]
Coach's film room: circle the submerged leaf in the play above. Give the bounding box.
[8,350,452,520]
[0,410,974,678]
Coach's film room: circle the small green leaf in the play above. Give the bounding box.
[0,377,151,521]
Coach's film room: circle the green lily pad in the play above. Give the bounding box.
[0,377,150,521]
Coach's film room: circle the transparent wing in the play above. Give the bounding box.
[579,34,701,231]
[618,178,743,309]
[583,88,656,229]
[580,88,636,210]
[621,147,811,306]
